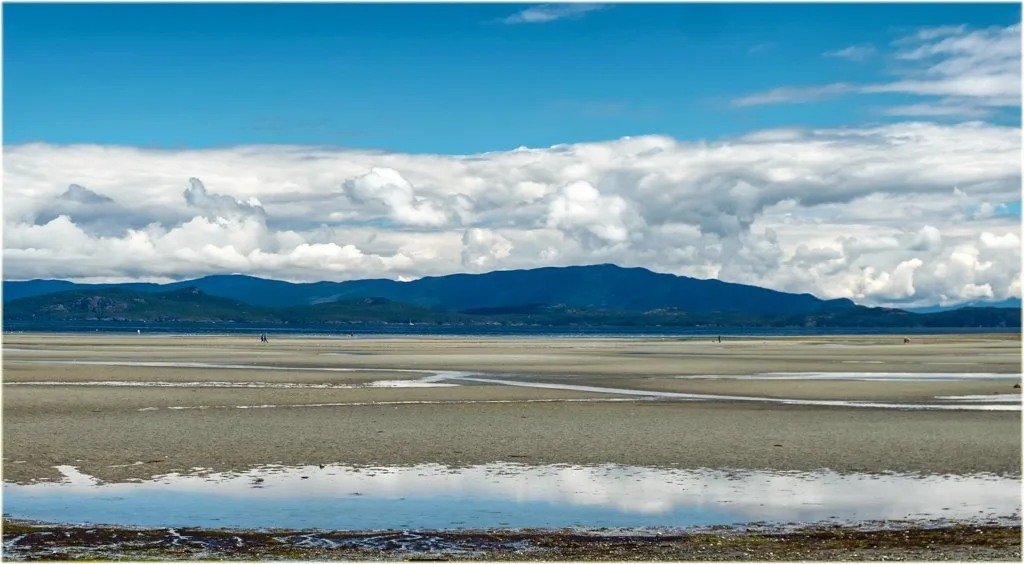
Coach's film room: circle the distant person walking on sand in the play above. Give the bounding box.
[717,335,722,343]
[260,333,268,343]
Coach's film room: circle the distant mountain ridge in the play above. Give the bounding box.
[3,264,856,316]
[2,286,273,323]
[4,285,1019,328]
[906,298,1022,314]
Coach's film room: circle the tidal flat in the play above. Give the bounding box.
[2,332,1021,559]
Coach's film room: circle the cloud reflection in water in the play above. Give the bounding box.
[4,463,1019,531]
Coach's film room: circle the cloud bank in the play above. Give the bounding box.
[4,119,1020,308]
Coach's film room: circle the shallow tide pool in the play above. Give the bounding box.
[3,463,1019,532]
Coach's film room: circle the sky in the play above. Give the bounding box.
[3,2,1022,308]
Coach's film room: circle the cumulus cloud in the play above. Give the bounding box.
[3,119,1021,307]
[60,184,114,205]
[184,177,266,219]
[461,228,513,271]
[342,167,451,227]
[33,184,136,237]
[736,23,1021,116]
[546,181,640,248]
[908,225,942,252]
[980,231,1020,250]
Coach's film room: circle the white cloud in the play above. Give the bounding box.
[60,184,114,205]
[183,177,266,220]
[735,23,1021,115]
[908,225,942,252]
[461,228,513,271]
[823,44,877,62]
[980,231,1020,250]
[732,84,856,107]
[909,25,968,41]
[881,101,992,118]
[342,167,451,227]
[500,3,606,25]
[3,120,1021,307]
[546,181,639,247]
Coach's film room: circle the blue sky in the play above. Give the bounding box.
[5,2,1020,153]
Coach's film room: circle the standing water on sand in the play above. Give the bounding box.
[4,463,1019,532]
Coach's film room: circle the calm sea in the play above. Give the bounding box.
[2,321,1019,338]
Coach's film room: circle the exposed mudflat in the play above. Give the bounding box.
[3,333,1020,483]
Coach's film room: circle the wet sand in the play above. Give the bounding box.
[3,333,1021,483]
[600,376,1019,402]
[5,332,1021,375]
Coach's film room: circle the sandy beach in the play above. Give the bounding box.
[3,332,1021,483]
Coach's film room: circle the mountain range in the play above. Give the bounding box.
[905,298,1022,314]
[2,264,1020,328]
[5,264,856,314]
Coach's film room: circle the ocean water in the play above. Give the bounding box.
[3,321,1019,338]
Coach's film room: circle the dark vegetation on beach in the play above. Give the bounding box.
[2,519,1020,561]
[4,264,1019,327]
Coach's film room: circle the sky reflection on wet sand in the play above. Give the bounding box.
[4,463,1019,532]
